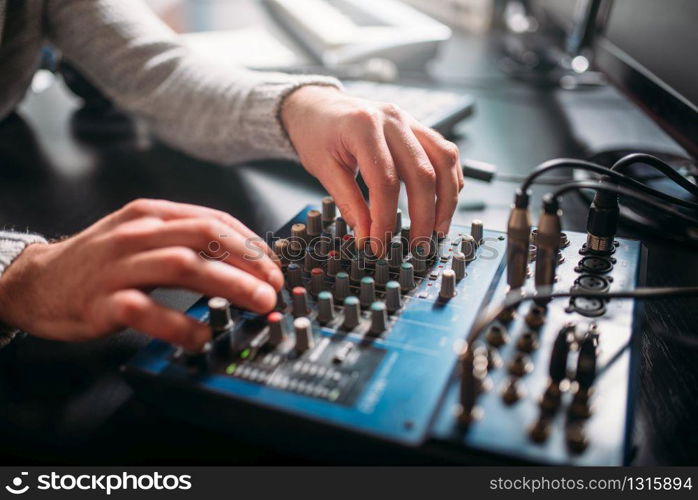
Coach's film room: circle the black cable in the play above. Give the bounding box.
[549,181,698,227]
[465,286,698,348]
[611,153,698,198]
[520,159,698,210]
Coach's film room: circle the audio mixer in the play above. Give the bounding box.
[124,197,644,465]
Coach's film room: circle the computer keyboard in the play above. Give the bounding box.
[342,80,475,135]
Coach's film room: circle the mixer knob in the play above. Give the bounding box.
[457,349,479,426]
[306,209,322,238]
[334,271,350,301]
[369,301,388,335]
[317,232,332,256]
[275,290,286,311]
[350,257,364,282]
[291,223,308,245]
[181,342,211,375]
[394,209,403,236]
[374,259,389,286]
[266,311,287,347]
[322,196,336,225]
[342,296,361,330]
[341,234,355,260]
[359,276,376,308]
[385,281,402,313]
[317,291,335,324]
[208,297,234,335]
[327,250,342,277]
[310,267,325,296]
[293,317,314,353]
[304,249,321,273]
[439,269,457,300]
[286,263,303,289]
[501,378,523,405]
[291,286,310,317]
[452,252,466,280]
[412,246,427,274]
[335,216,348,240]
[388,239,403,268]
[273,238,290,267]
[460,234,477,261]
[470,219,484,245]
[399,262,416,291]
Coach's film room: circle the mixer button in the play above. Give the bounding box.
[266,311,287,347]
[286,263,303,289]
[208,297,234,336]
[369,301,388,335]
[399,262,416,291]
[460,234,477,261]
[342,296,361,330]
[333,341,354,364]
[385,281,402,313]
[306,209,322,238]
[310,267,325,296]
[293,317,315,353]
[321,196,336,225]
[291,287,311,317]
[359,276,376,308]
[439,269,457,299]
[317,291,335,324]
[470,219,484,245]
[334,271,350,301]
[374,259,390,286]
[452,252,466,280]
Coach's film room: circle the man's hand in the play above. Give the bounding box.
[0,199,282,351]
[281,85,464,256]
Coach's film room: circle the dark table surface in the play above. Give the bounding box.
[1,6,697,465]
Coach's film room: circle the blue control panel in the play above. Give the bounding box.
[124,205,642,464]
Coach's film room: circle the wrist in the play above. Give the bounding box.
[281,85,341,143]
[0,242,49,332]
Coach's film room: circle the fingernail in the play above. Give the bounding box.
[252,283,276,310]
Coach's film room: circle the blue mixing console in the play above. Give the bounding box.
[124,200,644,465]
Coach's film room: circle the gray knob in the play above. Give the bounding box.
[310,267,324,296]
[306,209,322,237]
[334,271,350,301]
[350,257,364,282]
[439,269,457,299]
[275,290,286,311]
[388,239,403,269]
[369,301,388,335]
[452,252,466,280]
[335,216,348,239]
[304,249,320,273]
[291,286,310,317]
[273,238,290,267]
[293,317,314,353]
[291,223,308,245]
[286,263,303,289]
[412,246,427,274]
[394,209,403,236]
[267,311,287,347]
[317,291,335,324]
[208,297,233,334]
[400,225,411,255]
[470,219,484,245]
[375,259,389,286]
[385,281,402,313]
[460,234,477,261]
[399,262,416,291]
[342,296,361,330]
[359,276,376,308]
[322,196,336,224]
[317,233,332,256]
[327,250,342,277]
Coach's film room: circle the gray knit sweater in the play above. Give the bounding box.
[0,0,340,338]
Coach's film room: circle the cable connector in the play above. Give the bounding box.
[586,177,619,253]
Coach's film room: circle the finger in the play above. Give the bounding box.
[346,125,400,257]
[109,247,277,313]
[105,199,275,258]
[103,289,210,351]
[410,122,462,235]
[382,117,436,252]
[102,217,284,290]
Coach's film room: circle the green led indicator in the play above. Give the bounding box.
[240,348,251,359]
[328,389,340,402]
[225,363,237,375]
